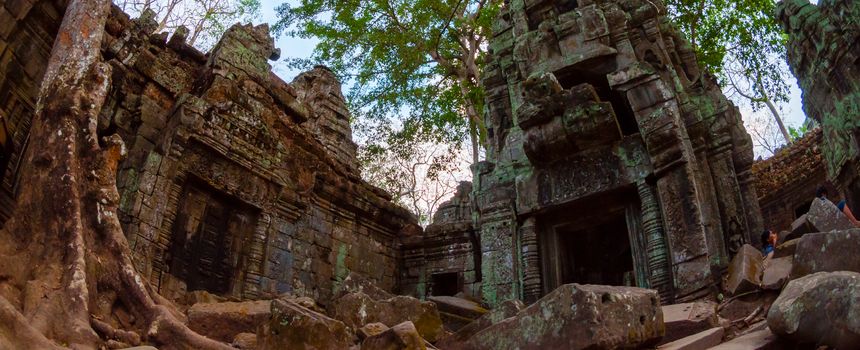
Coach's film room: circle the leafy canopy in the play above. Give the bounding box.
[665,0,791,110]
[274,0,502,153]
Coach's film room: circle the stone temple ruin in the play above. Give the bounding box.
[7,0,860,348]
[0,3,418,305]
[405,0,764,306]
[1,0,766,308]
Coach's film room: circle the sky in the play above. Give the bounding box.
[254,0,809,160]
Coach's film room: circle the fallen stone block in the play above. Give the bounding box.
[806,198,855,233]
[429,296,488,332]
[760,256,792,290]
[784,214,816,242]
[463,284,664,350]
[435,299,524,349]
[329,292,444,342]
[359,322,390,340]
[187,300,271,342]
[707,327,785,350]
[657,327,723,350]
[772,239,798,258]
[767,271,860,348]
[335,271,394,300]
[361,321,427,350]
[231,332,257,349]
[257,298,353,350]
[791,229,860,279]
[725,244,763,296]
[660,301,718,344]
[428,296,488,320]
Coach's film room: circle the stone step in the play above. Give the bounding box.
[658,327,724,350]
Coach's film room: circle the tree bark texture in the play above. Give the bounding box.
[0,1,231,348]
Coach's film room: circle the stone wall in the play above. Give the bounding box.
[777,0,860,212]
[0,4,419,305]
[401,182,481,299]
[753,129,832,232]
[444,0,763,306]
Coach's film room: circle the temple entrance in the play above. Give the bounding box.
[167,179,259,295]
[555,212,634,286]
[431,272,461,296]
[538,192,644,295]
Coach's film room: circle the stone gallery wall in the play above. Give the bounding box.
[463,0,762,305]
[400,182,481,298]
[753,129,831,232]
[0,3,419,305]
[778,0,860,212]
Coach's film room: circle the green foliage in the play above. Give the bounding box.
[274,0,502,157]
[665,0,791,110]
[788,124,807,141]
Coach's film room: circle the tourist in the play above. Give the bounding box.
[760,230,777,257]
[816,186,860,227]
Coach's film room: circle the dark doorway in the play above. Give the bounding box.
[168,180,259,295]
[794,201,812,219]
[431,272,461,296]
[555,212,635,286]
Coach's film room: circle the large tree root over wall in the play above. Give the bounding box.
[0,1,231,349]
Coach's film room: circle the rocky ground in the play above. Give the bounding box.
[104,197,860,349]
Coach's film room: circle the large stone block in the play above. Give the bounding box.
[187,300,271,342]
[361,321,427,350]
[660,301,718,344]
[767,271,860,348]
[257,298,353,350]
[328,292,444,343]
[657,327,724,350]
[724,244,763,296]
[436,299,524,349]
[806,198,855,233]
[761,256,792,290]
[790,229,860,279]
[463,284,664,350]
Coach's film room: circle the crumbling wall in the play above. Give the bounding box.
[401,182,480,298]
[753,129,831,231]
[0,4,419,305]
[777,0,860,212]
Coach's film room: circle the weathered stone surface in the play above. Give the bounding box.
[767,271,860,348]
[657,327,724,350]
[428,296,487,320]
[361,321,427,350]
[329,292,444,343]
[436,299,524,349]
[335,272,394,301]
[790,229,860,279]
[464,284,664,350]
[772,239,798,259]
[725,244,763,296]
[186,300,271,342]
[806,198,855,233]
[707,327,785,350]
[778,0,860,211]
[257,298,353,350]
[231,332,257,349]
[359,322,390,340]
[761,256,792,290]
[429,295,488,331]
[660,301,718,344]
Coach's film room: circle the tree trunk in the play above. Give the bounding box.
[763,96,793,145]
[0,1,231,349]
